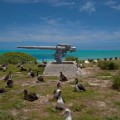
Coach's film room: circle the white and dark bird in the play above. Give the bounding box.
[0,64,8,72]
[28,69,35,78]
[74,78,86,92]
[19,65,27,72]
[64,108,72,120]
[2,66,7,72]
[56,91,65,110]
[54,82,62,99]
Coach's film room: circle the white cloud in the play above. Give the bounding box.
[2,0,76,8]
[80,1,96,14]
[39,17,63,26]
[2,0,67,4]
[112,5,120,10]
[105,0,117,5]
[0,19,120,47]
[52,2,75,7]
[104,0,120,11]
[3,0,34,3]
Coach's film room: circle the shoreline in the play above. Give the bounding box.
[0,49,120,62]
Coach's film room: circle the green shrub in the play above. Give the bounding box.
[0,52,36,64]
[65,56,82,63]
[98,61,118,70]
[112,75,120,91]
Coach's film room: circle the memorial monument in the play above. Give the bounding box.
[18,44,80,77]
[18,44,76,64]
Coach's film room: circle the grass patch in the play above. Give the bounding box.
[114,102,120,110]
[62,85,96,102]
[75,114,102,120]
[71,103,86,112]
[105,116,120,120]
[44,76,59,81]
[0,111,13,120]
[13,100,25,110]
[112,75,120,91]
[96,71,111,76]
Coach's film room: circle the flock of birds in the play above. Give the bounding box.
[0,63,86,120]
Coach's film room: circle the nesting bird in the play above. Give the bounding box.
[0,88,6,93]
[36,71,44,83]
[6,80,13,88]
[28,69,35,78]
[0,64,8,72]
[3,71,12,81]
[56,91,65,110]
[54,82,62,99]
[74,78,86,92]
[64,108,72,120]
[23,89,38,102]
[59,72,68,82]
[19,66,27,72]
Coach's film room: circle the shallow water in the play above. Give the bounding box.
[0,49,120,62]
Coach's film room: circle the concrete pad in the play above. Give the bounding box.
[43,61,81,77]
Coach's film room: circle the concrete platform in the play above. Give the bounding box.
[43,61,81,77]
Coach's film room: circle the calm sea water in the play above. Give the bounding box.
[0,50,120,62]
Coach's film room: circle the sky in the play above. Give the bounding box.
[0,0,120,50]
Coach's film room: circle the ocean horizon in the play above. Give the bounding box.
[0,49,120,62]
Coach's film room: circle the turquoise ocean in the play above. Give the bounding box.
[0,50,120,62]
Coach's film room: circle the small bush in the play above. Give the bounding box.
[65,56,82,63]
[98,61,118,70]
[65,56,78,61]
[0,52,36,64]
[112,75,120,91]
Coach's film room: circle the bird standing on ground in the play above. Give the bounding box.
[3,71,12,81]
[56,91,65,110]
[59,72,68,82]
[54,82,62,99]
[64,108,72,120]
[74,78,86,92]
[28,69,35,78]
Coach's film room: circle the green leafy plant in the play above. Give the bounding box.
[98,61,118,70]
[0,52,36,64]
[65,56,82,63]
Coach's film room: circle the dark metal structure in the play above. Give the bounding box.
[17,44,76,64]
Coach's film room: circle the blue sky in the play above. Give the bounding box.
[0,0,120,50]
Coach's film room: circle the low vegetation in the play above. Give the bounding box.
[65,56,82,63]
[112,75,120,91]
[98,60,119,70]
[0,55,120,120]
[0,52,37,64]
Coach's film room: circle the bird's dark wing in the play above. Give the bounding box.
[77,84,86,91]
